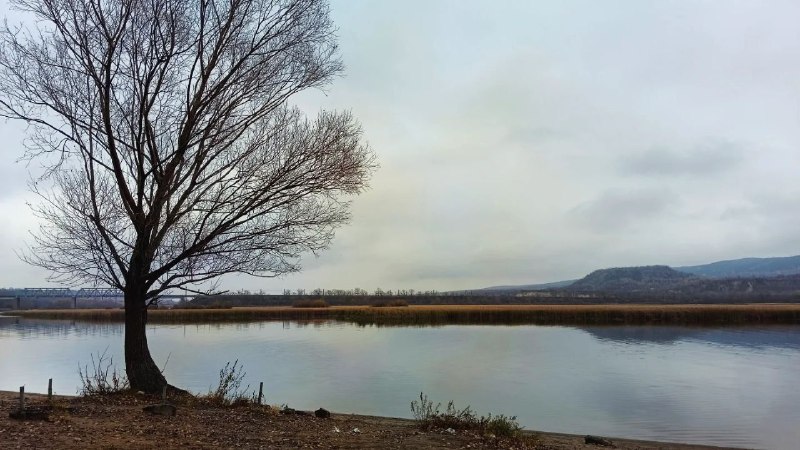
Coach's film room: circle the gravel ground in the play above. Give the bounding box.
[0,391,735,449]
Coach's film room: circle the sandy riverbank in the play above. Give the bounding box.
[0,390,737,449]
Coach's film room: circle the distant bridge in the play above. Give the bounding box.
[0,287,191,309]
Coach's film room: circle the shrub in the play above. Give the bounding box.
[292,299,329,308]
[78,350,129,396]
[410,391,438,424]
[410,392,527,441]
[410,392,480,431]
[206,360,252,405]
[483,413,523,439]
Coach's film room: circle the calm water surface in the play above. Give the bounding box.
[1,316,799,449]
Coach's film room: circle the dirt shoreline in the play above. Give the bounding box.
[0,390,738,449]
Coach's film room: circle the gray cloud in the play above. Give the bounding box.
[568,189,677,231]
[4,0,800,291]
[620,141,743,177]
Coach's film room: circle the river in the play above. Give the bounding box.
[1,315,798,449]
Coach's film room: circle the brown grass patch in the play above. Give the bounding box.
[371,299,410,307]
[291,299,330,308]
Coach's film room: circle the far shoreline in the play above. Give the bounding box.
[4,303,800,326]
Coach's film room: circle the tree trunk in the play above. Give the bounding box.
[124,287,166,393]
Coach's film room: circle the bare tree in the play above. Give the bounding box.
[0,0,375,392]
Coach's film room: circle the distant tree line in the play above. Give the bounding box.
[188,273,800,307]
[280,288,443,296]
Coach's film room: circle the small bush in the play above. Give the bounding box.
[410,392,480,431]
[371,299,409,307]
[292,299,329,308]
[206,360,252,405]
[410,391,437,422]
[410,392,526,441]
[78,350,129,396]
[483,413,523,439]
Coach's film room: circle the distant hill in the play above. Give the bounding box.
[477,279,577,293]
[676,255,800,279]
[556,263,800,301]
[474,255,800,294]
[561,272,800,301]
[566,265,695,293]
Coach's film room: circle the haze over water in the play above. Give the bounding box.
[1,316,798,449]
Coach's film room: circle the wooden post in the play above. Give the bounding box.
[258,382,263,405]
[15,297,20,310]
[161,385,167,404]
[48,378,53,401]
[73,296,77,309]
[18,386,24,412]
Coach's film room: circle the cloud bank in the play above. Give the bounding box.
[3,0,800,292]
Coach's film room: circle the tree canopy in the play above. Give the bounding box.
[0,0,375,392]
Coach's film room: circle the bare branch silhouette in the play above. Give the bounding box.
[0,0,375,392]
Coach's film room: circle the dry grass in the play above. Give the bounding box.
[292,299,330,308]
[371,299,410,307]
[7,303,800,325]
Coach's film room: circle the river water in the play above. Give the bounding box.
[1,316,798,449]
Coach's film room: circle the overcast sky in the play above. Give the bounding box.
[3,0,800,293]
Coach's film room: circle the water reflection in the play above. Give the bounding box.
[0,316,123,339]
[0,317,348,338]
[580,325,800,350]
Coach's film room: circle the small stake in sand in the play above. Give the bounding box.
[9,384,49,420]
[143,386,177,417]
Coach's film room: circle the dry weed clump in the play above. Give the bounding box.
[410,392,531,442]
[199,360,256,406]
[78,350,129,396]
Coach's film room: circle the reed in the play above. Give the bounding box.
[291,299,330,308]
[371,299,410,307]
[6,304,800,326]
